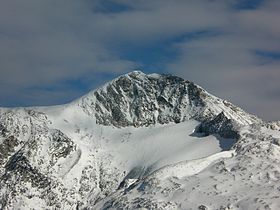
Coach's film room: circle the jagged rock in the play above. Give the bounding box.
[0,123,8,136]
[196,111,240,139]
[80,71,260,127]
[0,136,19,166]
[50,129,76,161]
[3,151,51,189]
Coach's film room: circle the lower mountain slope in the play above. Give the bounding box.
[95,124,280,210]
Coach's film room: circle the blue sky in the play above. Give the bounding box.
[0,0,280,120]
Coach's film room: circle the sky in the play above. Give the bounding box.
[0,0,280,121]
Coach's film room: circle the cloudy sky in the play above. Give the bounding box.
[0,0,280,121]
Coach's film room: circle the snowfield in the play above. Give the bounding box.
[0,71,280,210]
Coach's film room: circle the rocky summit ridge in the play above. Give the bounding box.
[0,71,279,210]
[78,71,260,127]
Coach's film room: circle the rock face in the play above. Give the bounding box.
[79,71,259,127]
[0,71,279,210]
[196,111,240,139]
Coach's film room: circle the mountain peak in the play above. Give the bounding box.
[126,70,146,76]
[78,71,260,127]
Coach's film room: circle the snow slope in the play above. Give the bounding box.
[95,123,280,210]
[0,71,279,210]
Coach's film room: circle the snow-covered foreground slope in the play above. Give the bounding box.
[95,124,280,210]
[0,71,280,209]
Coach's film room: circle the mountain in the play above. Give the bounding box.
[0,71,279,210]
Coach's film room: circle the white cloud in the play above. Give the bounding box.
[0,0,136,87]
[165,0,280,120]
[90,0,230,44]
[0,0,280,120]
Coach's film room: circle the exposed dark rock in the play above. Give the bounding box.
[86,72,208,127]
[3,152,51,189]
[0,136,19,166]
[196,112,240,139]
[0,123,8,136]
[51,129,75,160]
[187,82,207,107]
[80,72,259,129]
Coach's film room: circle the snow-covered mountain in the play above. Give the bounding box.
[0,71,279,210]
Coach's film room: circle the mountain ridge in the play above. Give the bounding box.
[77,71,260,127]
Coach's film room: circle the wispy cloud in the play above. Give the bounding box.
[164,0,280,120]
[0,0,136,105]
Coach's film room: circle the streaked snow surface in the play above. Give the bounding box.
[41,104,233,183]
